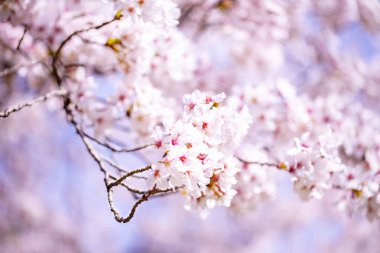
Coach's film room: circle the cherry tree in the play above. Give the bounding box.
[1,0,380,228]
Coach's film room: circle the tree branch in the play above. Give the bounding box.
[0,89,67,118]
[63,99,170,222]
[103,157,148,179]
[49,13,181,223]
[107,165,152,189]
[16,25,28,50]
[52,16,120,86]
[0,60,41,78]
[84,132,154,153]
[107,187,157,223]
[236,157,280,168]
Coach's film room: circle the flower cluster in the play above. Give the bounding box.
[286,131,343,200]
[113,0,180,27]
[148,90,251,210]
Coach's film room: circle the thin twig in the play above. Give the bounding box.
[78,35,106,47]
[0,38,29,58]
[65,103,150,194]
[84,132,154,153]
[70,103,179,222]
[102,157,148,179]
[52,16,120,86]
[108,174,146,195]
[0,89,67,118]
[64,100,161,223]
[0,60,40,78]
[236,157,280,168]
[16,25,28,50]
[107,165,152,189]
[64,63,86,69]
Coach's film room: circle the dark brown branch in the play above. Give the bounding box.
[107,184,182,223]
[108,174,146,196]
[107,165,152,189]
[107,187,157,223]
[52,16,120,86]
[16,25,28,50]
[0,38,29,58]
[179,3,199,26]
[0,89,67,118]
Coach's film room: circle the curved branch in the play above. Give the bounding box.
[107,187,157,223]
[52,16,120,85]
[107,184,182,223]
[107,165,152,189]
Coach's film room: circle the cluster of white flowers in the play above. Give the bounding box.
[147,90,251,210]
[286,131,343,200]
[226,81,380,220]
[330,103,380,222]
[113,0,180,27]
